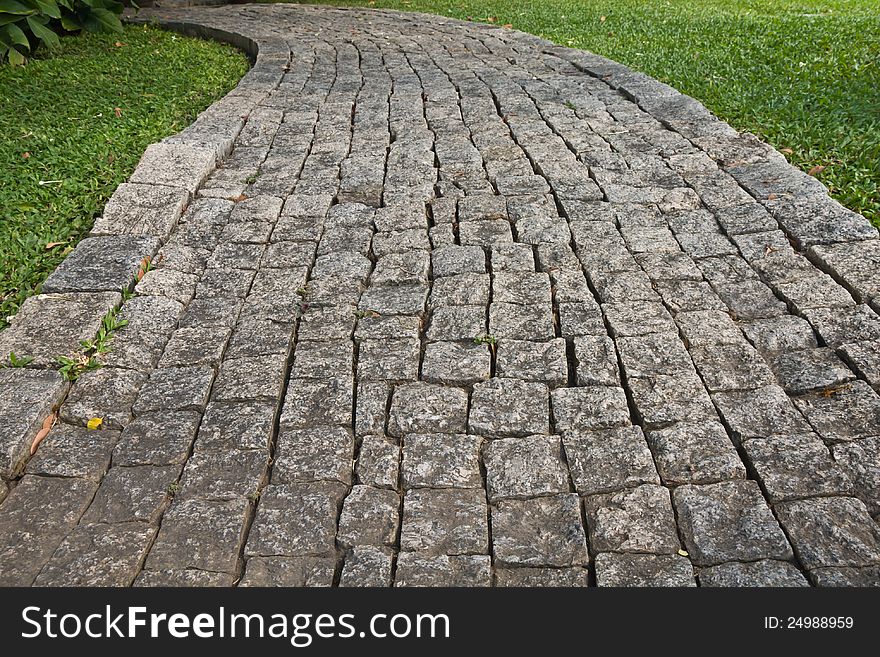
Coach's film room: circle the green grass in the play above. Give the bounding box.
[0,25,249,329]
[277,0,879,224]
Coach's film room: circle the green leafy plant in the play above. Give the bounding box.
[2,350,34,367]
[1,0,124,65]
[55,305,127,380]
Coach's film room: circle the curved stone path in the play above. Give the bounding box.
[1,4,879,587]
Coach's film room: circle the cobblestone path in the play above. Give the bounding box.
[1,4,880,587]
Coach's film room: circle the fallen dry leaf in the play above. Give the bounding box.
[231,194,249,202]
[45,242,64,249]
[114,41,126,47]
[31,413,56,454]
[136,256,152,281]
[503,23,513,29]
[808,164,826,176]
[600,15,607,22]
[780,147,793,155]
[21,152,30,159]
[487,16,497,23]
[114,107,122,118]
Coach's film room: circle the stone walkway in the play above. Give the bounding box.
[1,4,880,587]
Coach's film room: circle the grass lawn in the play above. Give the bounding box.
[278,0,879,224]
[0,25,249,330]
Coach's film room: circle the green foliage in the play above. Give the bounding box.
[273,0,880,226]
[1,0,123,64]
[0,25,248,329]
[55,305,126,380]
[2,351,34,367]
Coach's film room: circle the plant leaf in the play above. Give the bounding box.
[27,15,60,48]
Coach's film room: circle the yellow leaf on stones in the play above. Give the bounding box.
[677,549,689,557]
[87,417,103,430]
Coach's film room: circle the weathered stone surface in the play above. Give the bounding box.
[394,553,491,587]
[359,283,428,315]
[833,437,880,515]
[104,295,184,370]
[811,239,880,304]
[421,341,491,385]
[564,426,659,495]
[427,305,487,341]
[743,434,853,502]
[689,342,775,392]
[594,553,695,587]
[0,291,121,367]
[146,497,250,573]
[0,368,67,479]
[483,435,569,500]
[496,338,568,386]
[337,485,400,547]
[673,480,793,566]
[495,567,588,587]
[240,556,336,587]
[400,488,488,555]
[470,378,550,437]
[698,560,809,587]
[402,433,482,490]
[199,401,275,452]
[34,522,157,587]
[245,483,346,558]
[489,301,555,341]
[712,385,811,442]
[584,484,681,554]
[429,273,490,307]
[809,566,880,587]
[280,378,353,429]
[83,464,180,523]
[272,427,353,485]
[135,569,234,587]
[133,366,213,414]
[41,235,161,294]
[558,301,606,337]
[793,381,880,444]
[340,546,393,587]
[432,245,486,277]
[388,382,468,437]
[212,354,286,402]
[804,304,880,350]
[769,348,855,394]
[775,497,880,570]
[492,494,589,567]
[62,367,146,430]
[0,476,98,585]
[129,142,216,194]
[112,411,200,466]
[356,434,399,489]
[492,243,535,271]
[551,386,631,433]
[26,423,117,481]
[159,325,232,368]
[645,421,746,485]
[93,182,189,239]
[292,339,354,380]
[177,448,268,500]
[741,315,819,355]
[135,267,200,306]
